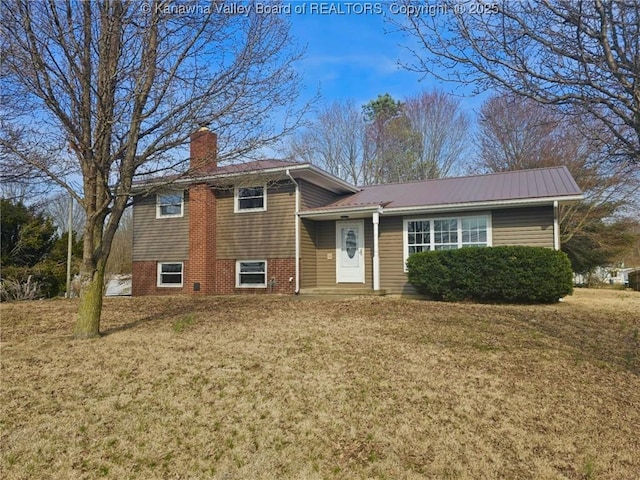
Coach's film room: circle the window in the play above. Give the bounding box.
[236,260,267,288]
[156,192,183,218]
[234,186,266,212]
[434,219,458,250]
[407,220,430,255]
[461,216,488,247]
[157,262,183,287]
[404,214,490,270]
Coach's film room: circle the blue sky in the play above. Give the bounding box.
[288,4,490,115]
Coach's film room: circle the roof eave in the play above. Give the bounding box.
[381,194,584,215]
[131,163,359,195]
[299,204,382,219]
[294,164,359,194]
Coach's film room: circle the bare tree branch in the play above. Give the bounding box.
[390,0,640,164]
[1,0,308,337]
[476,93,639,271]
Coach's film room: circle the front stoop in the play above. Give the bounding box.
[299,288,387,297]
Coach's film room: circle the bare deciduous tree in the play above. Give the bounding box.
[287,100,368,185]
[1,0,306,337]
[287,91,468,185]
[477,94,639,273]
[44,193,86,235]
[393,0,640,164]
[0,123,63,203]
[404,90,469,179]
[105,208,132,276]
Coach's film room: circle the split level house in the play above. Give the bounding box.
[131,128,584,296]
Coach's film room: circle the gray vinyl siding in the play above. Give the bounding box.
[492,206,554,247]
[300,219,317,288]
[216,182,296,259]
[316,219,373,289]
[132,191,189,261]
[300,180,341,209]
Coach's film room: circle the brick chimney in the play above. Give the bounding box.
[187,127,217,295]
[190,126,217,174]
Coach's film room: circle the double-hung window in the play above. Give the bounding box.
[404,214,490,270]
[433,219,458,250]
[156,192,184,218]
[236,260,267,288]
[235,186,266,212]
[157,262,183,287]
[407,220,430,255]
[461,216,488,247]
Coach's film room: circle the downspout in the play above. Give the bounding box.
[372,209,380,291]
[553,200,560,251]
[286,170,300,294]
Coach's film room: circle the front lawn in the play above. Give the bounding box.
[1,289,639,479]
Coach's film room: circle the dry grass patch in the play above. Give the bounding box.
[1,289,639,479]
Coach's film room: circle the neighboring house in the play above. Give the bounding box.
[574,266,639,286]
[131,128,583,296]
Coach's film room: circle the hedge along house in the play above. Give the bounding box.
[131,128,583,296]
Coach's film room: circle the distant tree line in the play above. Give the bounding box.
[1,197,132,300]
[1,199,82,300]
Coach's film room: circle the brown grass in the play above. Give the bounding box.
[1,289,639,479]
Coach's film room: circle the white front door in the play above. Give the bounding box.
[336,220,365,283]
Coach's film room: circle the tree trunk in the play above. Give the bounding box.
[74,259,106,339]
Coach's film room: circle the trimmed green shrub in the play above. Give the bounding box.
[406,246,573,304]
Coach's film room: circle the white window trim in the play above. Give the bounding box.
[235,260,267,288]
[157,262,184,287]
[156,191,184,219]
[234,185,267,213]
[403,213,492,272]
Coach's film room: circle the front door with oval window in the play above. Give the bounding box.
[336,220,365,283]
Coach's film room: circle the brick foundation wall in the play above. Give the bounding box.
[132,261,189,296]
[216,258,296,295]
[132,258,296,296]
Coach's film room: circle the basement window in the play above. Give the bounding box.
[236,260,267,288]
[157,262,183,287]
[156,191,184,218]
[234,186,266,212]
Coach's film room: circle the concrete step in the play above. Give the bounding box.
[299,288,387,297]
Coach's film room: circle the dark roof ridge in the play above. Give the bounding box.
[357,166,568,189]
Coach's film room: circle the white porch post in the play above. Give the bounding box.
[553,200,560,250]
[372,211,380,291]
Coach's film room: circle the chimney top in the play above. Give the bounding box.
[190,128,217,173]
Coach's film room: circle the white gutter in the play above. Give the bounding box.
[299,195,583,220]
[286,169,300,294]
[553,200,560,250]
[381,195,584,216]
[372,209,381,291]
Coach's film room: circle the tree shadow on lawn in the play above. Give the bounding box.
[99,299,198,337]
[99,294,268,337]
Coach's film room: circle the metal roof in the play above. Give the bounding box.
[132,159,359,195]
[303,166,583,213]
[201,159,301,175]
